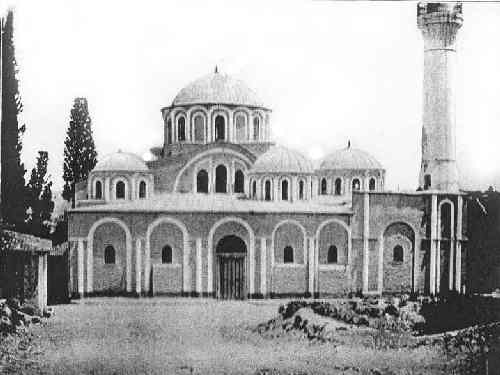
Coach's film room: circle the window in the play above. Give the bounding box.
[197,169,209,193]
[116,181,126,199]
[440,202,452,239]
[424,174,431,190]
[327,245,338,264]
[252,180,257,198]
[177,117,186,141]
[166,119,172,144]
[215,165,227,193]
[369,178,376,191]
[215,115,225,141]
[283,246,294,263]
[281,179,289,201]
[138,181,147,198]
[235,114,246,142]
[299,180,305,200]
[265,180,272,201]
[95,180,103,199]
[234,170,244,193]
[352,178,360,191]
[253,117,260,141]
[321,178,327,195]
[335,178,342,195]
[162,245,173,264]
[393,245,404,263]
[104,245,115,264]
[194,115,205,143]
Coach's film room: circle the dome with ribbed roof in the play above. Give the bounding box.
[93,151,149,172]
[320,145,383,171]
[172,70,265,108]
[251,146,314,174]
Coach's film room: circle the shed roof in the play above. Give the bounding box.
[72,193,352,215]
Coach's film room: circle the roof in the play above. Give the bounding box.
[320,145,383,171]
[93,151,149,172]
[171,71,265,108]
[4,231,52,253]
[250,146,314,174]
[71,193,352,215]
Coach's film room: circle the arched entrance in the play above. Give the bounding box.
[216,235,246,299]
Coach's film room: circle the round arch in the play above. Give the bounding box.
[173,148,253,192]
[378,221,418,294]
[272,219,307,265]
[208,217,256,295]
[87,217,133,294]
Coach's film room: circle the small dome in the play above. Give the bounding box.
[93,151,149,172]
[320,145,383,171]
[172,70,265,108]
[251,146,314,174]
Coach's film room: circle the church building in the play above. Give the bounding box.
[68,2,467,299]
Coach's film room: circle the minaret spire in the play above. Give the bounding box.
[417,2,463,192]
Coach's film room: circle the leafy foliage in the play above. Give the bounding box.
[62,98,97,207]
[25,151,54,238]
[1,10,26,229]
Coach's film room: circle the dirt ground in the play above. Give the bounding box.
[20,297,449,375]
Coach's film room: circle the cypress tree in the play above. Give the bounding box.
[25,151,54,238]
[62,97,97,208]
[1,10,27,229]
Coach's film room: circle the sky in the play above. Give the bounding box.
[2,0,500,192]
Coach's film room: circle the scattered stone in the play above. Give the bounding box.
[384,304,399,317]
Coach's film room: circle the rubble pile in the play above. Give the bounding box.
[0,298,53,335]
[255,296,427,343]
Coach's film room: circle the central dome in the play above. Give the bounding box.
[251,146,314,174]
[172,71,265,108]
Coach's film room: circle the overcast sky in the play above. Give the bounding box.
[4,0,500,191]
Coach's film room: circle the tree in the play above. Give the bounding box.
[1,10,26,229]
[62,97,97,208]
[25,151,54,238]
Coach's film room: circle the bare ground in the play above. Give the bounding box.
[16,297,449,374]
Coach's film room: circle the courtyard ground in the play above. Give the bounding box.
[17,297,448,374]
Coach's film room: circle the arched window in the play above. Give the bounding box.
[166,119,172,144]
[369,178,376,191]
[335,178,342,195]
[193,115,205,143]
[440,202,452,239]
[321,178,327,195]
[104,245,115,264]
[215,115,225,141]
[252,180,257,198]
[393,245,404,263]
[177,117,186,141]
[265,180,272,201]
[139,180,147,198]
[197,169,209,193]
[215,165,227,193]
[234,170,244,193]
[352,178,361,191]
[327,245,338,264]
[298,180,305,200]
[116,181,126,199]
[281,179,289,201]
[283,246,294,263]
[162,245,173,264]
[424,174,431,190]
[235,114,246,142]
[253,117,260,141]
[95,180,103,199]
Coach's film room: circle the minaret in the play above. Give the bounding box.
[417,2,463,192]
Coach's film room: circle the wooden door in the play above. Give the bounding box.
[219,254,245,300]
